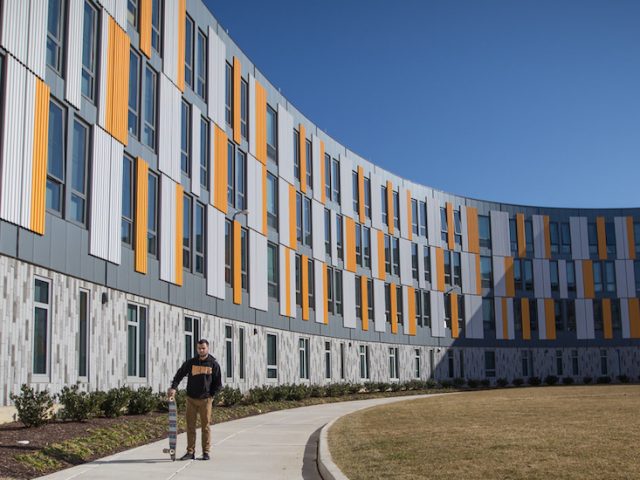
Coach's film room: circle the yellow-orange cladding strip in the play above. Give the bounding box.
[255,82,267,164]
[435,248,445,292]
[139,0,152,57]
[105,18,115,137]
[357,166,365,223]
[408,287,416,336]
[602,299,612,340]
[406,190,412,241]
[543,215,551,259]
[446,202,454,250]
[302,255,309,320]
[345,217,356,272]
[289,184,297,248]
[262,165,267,235]
[475,254,482,295]
[504,256,515,297]
[596,216,607,260]
[545,299,555,340]
[119,26,131,144]
[516,213,526,257]
[176,0,186,91]
[377,229,386,281]
[629,298,640,339]
[299,124,306,193]
[285,249,291,317]
[320,141,326,204]
[451,293,459,338]
[390,285,398,334]
[627,216,636,260]
[583,260,594,299]
[521,298,531,340]
[30,79,50,235]
[214,126,228,213]
[361,276,369,331]
[175,184,184,286]
[501,297,508,339]
[466,206,479,254]
[233,220,241,304]
[233,57,241,144]
[386,181,394,234]
[323,264,329,325]
[135,158,149,274]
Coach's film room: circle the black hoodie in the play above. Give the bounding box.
[170,354,222,399]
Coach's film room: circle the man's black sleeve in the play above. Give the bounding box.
[210,362,223,396]
[170,360,191,389]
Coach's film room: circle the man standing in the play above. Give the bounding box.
[168,339,222,461]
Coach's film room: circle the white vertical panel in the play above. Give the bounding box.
[370,173,382,230]
[312,134,322,202]
[339,154,353,218]
[113,0,127,31]
[399,238,411,286]
[28,0,47,78]
[371,227,379,280]
[399,186,409,239]
[614,217,627,260]
[579,219,589,258]
[330,210,338,267]
[160,175,176,283]
[373,279,386,332]
[461,252,471,294]
[1,0,28,64]
[97,10,109,127]
[208,120,216,205]
[625,260,635,297]
[278,178,290,247]
[461,206,469,252]
[583,299,594,339]
[430,246,438,288]
[621,299,630,339]
[314,260,325,324]
[465,295,483,339]
[277,104,293,184]
[89,128,112,260]
[0,57,26,226]
[248,75,256,158]
[427,199,440,247]
[430,291,444,337]
[403,286,410,335]
[533,259,544,298]
[289,249,296,316]
[246,155,262,232]
[207,27,226,127]
[494,297,503,339]
[492,256,505,296]
[490,210,510,256]
[158,74,181,182]
[570,216,588,260]
[342,270,356,329]
[575,260,584,298]
[532,215,545,259]
[206,206,225,299]
[312,200,324,261]
[615,260,629,298]
[537,299,546,340]
[576,299,595,340]
[162,0,178,84]
[249,232,268,311]
[191,105,201,198]
[506,298,514,340]
[107,139,123,264]
[19,73,36,229]
[558,260,568,298]
[418,242,426,290]
[65,0,83,108]
[542,260,551,297]
[279,245,289,316]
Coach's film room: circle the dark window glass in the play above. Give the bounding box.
[147,172,158,256]
[183,195,192,270]
[70,120,88,224]
[240,79,248,140]
[195,202,205,274]
[47,0,65,73]
[200,117,209,189]
[267,105,277,162]
[181,100,191,175]
[184,16,194,89]
[196,29,207,99]
[267,242,278,298]
[151,0,162,53]
[225,62,232,125]
[267,173,278,230]
[78,290,89,377]
[46,101,65,213]
[129,50,140,137]
[121,156,134,245]
[143,66,157,149]
[81,1,98,102]
[240,227,248,290]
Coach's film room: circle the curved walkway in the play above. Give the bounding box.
[36,394,446,480]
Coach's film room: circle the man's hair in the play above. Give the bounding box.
[197,339,209,346]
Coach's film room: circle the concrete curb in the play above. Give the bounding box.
[317,416,348,480]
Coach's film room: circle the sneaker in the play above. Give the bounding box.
[200,453,210,461]
[179,452,195,461]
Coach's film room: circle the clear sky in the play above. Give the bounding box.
[204,0,640,209]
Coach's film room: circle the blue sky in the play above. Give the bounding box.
[205,0,640,209]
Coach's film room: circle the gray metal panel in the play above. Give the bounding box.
[27,0,47,79]
[158,74,181,181]
[461,252,474,295]
[430,291,444,337]
[278,178,290,248]
[615,260,628,298]
[314,259,325,324]
[191,105,201,198]
[625,260,635,297]
[277,104,293,185]
[107,139,123,264]
[542,260,551,298]
[278,245,288,316]
[370,173,382,230]
[583,299,594,339]
[465,295,483,339]
[312,200,324,261]
[312,134,322,202]
[371,226,379,280]
[614,217,627,260]
[402,286,410,335]
[89,128,112,260]
[373,279,386,332]
[160,174,176,283]
[248,75,256,158]
[65,0,83,108]
[342,270,356,329]
[97,10,109,127]
[494,297,503,338]
[506,298,514,340]
[339,154,353,218]
[1,0,28,65]
[537,299,546,340]
[558,260,568,298]
[490,210,509,256]
[330,210,338,267]
[206,206,225,299]
[162,0,178,85]
[621,299,630,338]
[569,217,583,260]
[418,242,426,290]
[19,73,36,229]
[575,260,584,298]
[493,255,505,296]
[399,186,409,239]
[533,259,544,298]
[532,214,545,259]
[427,199,440,248]
[247,154,262,232]
[249,231,267,311]
[208,27,226,127]
[399,238,411,286]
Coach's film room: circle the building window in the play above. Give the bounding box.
[479,215,491,248]
[224,220,231,285]
[240,78,248,140]
[419,201,428,238]
[355,276,362,320]
[389,347,399,380]
[367,278,374,321]
[121,155,134,245]
[324,342,331,379]
[381,185,388,226]
[360,345,370,379]
[556,350,563,376]
[448,350,455,378]
[422,291,431,328]
[224,325,233,379]
[635,261,640,296]
[143,65,157,149]
[480,256,492,289]
[184,316,201,361]
[129,50,140,137]
[452,252,461,287]
[299,338,310,380]
[396,285,404,325]
[525,220,534,253]
[308,258,315,310]
[325,209,331,256]
[571,350,579,376]
[182,194,192,270]
[555,301,563,332]
[444,251,451,286]
[635,222,640,256]
[324,153,331,200]
[46,0,65,74]
[440,207,448,243]
[267,105,277,162]
[392,237,400,276]
[326,267,334,314]
[331,158,341,203]
[605,222,616,256]
[521,350,530,377]
[127,0,138,27]
[453,209,462,246]
[33,278,51,375]
[384,284,391,324]
[238,327,245,380]
[411,199,418,237]
[127,304,147,377]
[392,190,400,230]
[483,298,495,336]
[302,196,313,247]
[550,260,559,293]
[560,222,571,254]
[529,300,538,332]
[78,289,89,377]
[267,242,279,299]
[600,349,608,376]
[566,261,576,293]
[295,255,302,307]
[227,144,246,209]
[340,343,346,380]
[593,300,603,333]
[181,100,191,176]
[423,246,431,283]
[457,295,465,337]
[588,223,598,256]
[151,0,162,53]
[147,172,159,256]
[267,172,278,230]
[305,139,312,189]
[200,117,209,189]
[184,15,194,90]
[484,351,496,378]
[411,243,419,281]
[46,100,65,214]
[293,129,300,181]
[364,176,371,219]
[194,202,205,274]
[334,270,343,315]
[81,1,99,102]
[566,300,576,332]
[509,218,518,253]
[196,29,207,99]
[352,171,359,214]
[241,227,249,290]
[225,62,232,126]
[336,215,344,260]
[70,120,89,225]
[266,333,277,379]
[549,221,559,254]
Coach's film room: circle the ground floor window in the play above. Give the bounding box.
[447,350,454,378]
[78,289,89,378]
[484,351,496,378]
[340,343,346,380]
[127,303,147,378]
[324,342,331,379]
[267,333,278,379]
[239,327,245,380]
[360,345,370,379]
[556,350,563,376]
[389,347,399,380]
[225,325,233,379]
[414,349,421,378]
[600,349,608,376]
[571,350,579,376]
[33,278,51,375]
[299,338,310,379]
[185,316,200,361]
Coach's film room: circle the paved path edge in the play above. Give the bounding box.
[317,416,348,480]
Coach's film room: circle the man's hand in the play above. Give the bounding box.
[167,388,176,399]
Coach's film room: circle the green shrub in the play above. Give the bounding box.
[389,382,402,392]
[154,392,169,412]
[544,375,559,386]
[57,384,99,421]
[597,376,611,384]
[583,376,593,385]
[527,376,541,386]
[377,382,392,392]
[10,385,54,427]
[246,385,273,404]
[405,380,427,391]
[480,379,491,387]
[466,379,479,388]
[347,383,362,394]
[561,377,575,385]
[617,375,630,384]
[100,386,132,417]
[325,383,348,397]
[512,378,524,386]
[128,387,157,414]
[425,379,437,389]
[309,385,326,398]
[215,386,243,407]
[496,378,509,387]
[452,378,465,387]
[440,380,452,388]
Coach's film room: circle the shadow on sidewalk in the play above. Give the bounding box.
[302,426,323,480]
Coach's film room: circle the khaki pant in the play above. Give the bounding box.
[185,396,213,454]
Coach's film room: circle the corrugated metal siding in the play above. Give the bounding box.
[370,173,382,230]
[342,270,356,329]
[614,217,627,260]
[162,0,178,84]
[430,291,444,337]
[558,260,568,298]
[399,238,411,286]
[206,205,225,299]
[65,0,83,108]
[160,174,176,283]
[191,104,201,197]
[373,279,386,332]
[532,214,545,258]
[536,299,546,339]
[19,73,36,229]
[97,10,109,127]
[89,128,113,260]
[312,134,322,202]
[339,154,353,218]
[278,178,290,247]
[107,138,123,264]
[158,74,181,182]
[27,0,47,78]
[277,104,293,185]
[312,200,324,261]
[207,27,225,127]
[615,260,628,298]
[1,1,28,65]
[490,210,510,256]
[248,74,257,159]
[330,210,338,267]
[493,256,505,296]
[249,231,267,311]
[314,259,325,324]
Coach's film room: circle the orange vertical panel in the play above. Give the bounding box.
[213,126,228,213]
[386,181,394,234]
[451,293,459,338]
[602,299,612,340]
[583,260,595,299]
[377,229,386,281]
[135,159,149,274]
[504,256,515,297]
[475,254,482,295]
[176,0,186,91]
[105,19,115,136]
[543,215,551,259]
[629,298,640,338]
[627,216,636,260]
[118,26,131,144]
[521,298,531,340]
[175,185,184,286]
[320,140,326,204]
[233,220,241,304]
[262,165,268,235]
[345,217,356,272]
[502,297,509,339]
[255,82,267,164]
[285,249,291,317]
[299,124,306,193]
[139,0,152,57]
[596,216,607,260]
[446,202,454,250]
[408,287,416,336]
[390,285,398,334]
[361,276,369,331]
[323,264,329,324]
[516,213,526,257]
[357,166,365,223]
[466,206,479,254]
[406,190,413,241]
[30,79,50,235]
[289,184,297,248]
[545,299,555,340]
[435,248,445,292]
[302,255,309,320]
[233,57,241,144]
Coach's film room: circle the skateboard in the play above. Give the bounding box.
[162,394,177,461]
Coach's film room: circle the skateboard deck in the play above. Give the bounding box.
[162,395,177,461]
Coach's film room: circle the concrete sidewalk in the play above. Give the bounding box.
[37,394,434,480]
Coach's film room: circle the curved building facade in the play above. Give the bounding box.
[0,0,639,408]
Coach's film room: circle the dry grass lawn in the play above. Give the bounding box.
[329,385,640,479]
